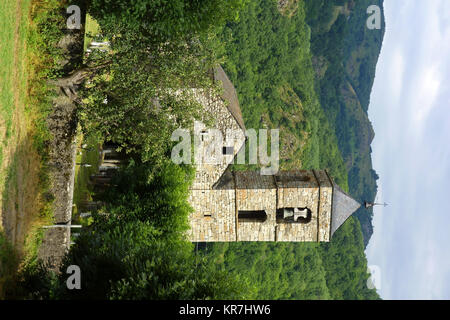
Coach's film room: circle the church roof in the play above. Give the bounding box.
[213,65,246,131]
[330,183,361,238]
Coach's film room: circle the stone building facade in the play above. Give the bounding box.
[187,66,360,242]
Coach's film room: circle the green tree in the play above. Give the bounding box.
[58,1,248,172]
[53,221,252,300]
[13,161,253,300]
[97,160,195,237]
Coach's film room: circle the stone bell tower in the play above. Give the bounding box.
[188,168,361,242]
[187,66,361,242]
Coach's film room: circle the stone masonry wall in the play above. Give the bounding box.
[188,189,236,241]
[276,187,319,241]
[236,188,277,241]
[191,90,245,190]
[313,170,333,242]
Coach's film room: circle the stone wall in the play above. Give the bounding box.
[236,187,277,241]
[191,90,245,190]
[313,170,333,242]
[38,19,85,270]
[188,189,236,241]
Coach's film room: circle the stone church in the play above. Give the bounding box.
[187,66,361,242]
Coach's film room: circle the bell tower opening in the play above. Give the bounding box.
[238,210,268,223]
[276,207,312,224]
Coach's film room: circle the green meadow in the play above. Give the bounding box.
[0,0,63,297]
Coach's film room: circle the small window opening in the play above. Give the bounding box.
[276,208,312,224]
[222,146,234,155]
[200,130,208,141]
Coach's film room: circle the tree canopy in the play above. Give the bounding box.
[78,1,246,169]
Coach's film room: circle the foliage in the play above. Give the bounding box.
[219,0,348,188]
[54,221,252,300]
[319,218,380,300]
[208,242,330,300]
[207,217,379,300]
[87,0,246,42]
[79,0,246,174]
[7,258,58,300]
[97,160,195,237]
[0,232,20,299]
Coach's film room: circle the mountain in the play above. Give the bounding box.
[304,0,385,245]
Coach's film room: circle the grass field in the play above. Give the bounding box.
[0,0,30,176]
[0,0,37,247]
[0,0,35,297]
[0,0,65,297]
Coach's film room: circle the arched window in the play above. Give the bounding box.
[276,208,312,224]
[238,210,267,223]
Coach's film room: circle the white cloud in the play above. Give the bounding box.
[367,0,450,300]
[410,66,440,129]
[386,48,405,102]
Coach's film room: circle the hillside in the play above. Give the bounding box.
[220,0,348,187]
[304,0,385,245]
[209,0,381,299]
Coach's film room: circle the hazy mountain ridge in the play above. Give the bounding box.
[304,0,385,245]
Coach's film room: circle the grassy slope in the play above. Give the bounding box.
[0,0,35,297]
[0,0,39,249]
[0,0,65,297]
[0,0,31,214]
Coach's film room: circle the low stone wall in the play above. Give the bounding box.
[37,20,85,271]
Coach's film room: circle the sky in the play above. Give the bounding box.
[366,0,450,299]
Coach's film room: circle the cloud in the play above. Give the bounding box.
[366,0,450,300]
[410,66,440,129]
